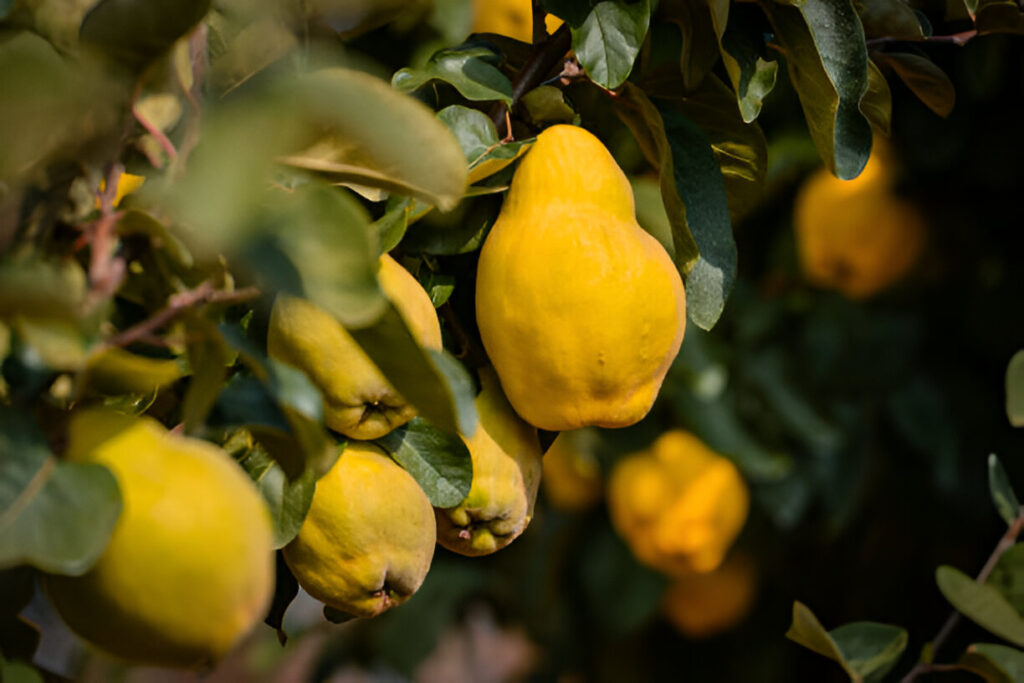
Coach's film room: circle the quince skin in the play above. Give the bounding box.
[283,442,436,618]
[268,253,442,439]
[475,124,686,431]
[436,368,543,556]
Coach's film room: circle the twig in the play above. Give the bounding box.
[866,30,977,48]
[901,513,1024,682]
[490,24,572,137]
[84,164,127,311]
[104,282,260,349]
[132,79,178,167]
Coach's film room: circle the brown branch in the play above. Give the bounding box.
[131,79,178,168]
[84,164,127,311]
[901,513,1024,682]
[104,282,261,349]
[866,30,977,48]
[490,23,572,137]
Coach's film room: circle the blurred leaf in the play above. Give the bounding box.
[117,209,193,268]
[987,543,1024,615]
[613,84,735,330]
[436,105,531,185]
[0,0,12,19]
[989,454,1021,526]
[1006,350,1024,427]
[887,379,958,492]
[975,1,1024,34]
[854,0,926,39]
[860,60,892,136]
[374,198,412,253]
[786,602,907,682]
[0,408,121,575]
[349,310,478,437]
[375,417,472,507]
[207,16,297,94]
[661,0,720,91]
[761,0,872,179]
[181,317,230,434]
[631,176,675,256]
[937,565,1024,646]
[323,605,358,623]
[264,551,299,644]
[233,432,317,547]
[875,52,955,118]
[392,44,514,105]
[572,0,651,89]
[12,318,89,371]
[79,0,210,67]
[81,347,184,396]
[719,16,779,122]
[0,260,87,320]
[960,643,1024,683]
[399,197,495,255]
[521,85,577,125]
[0,654,43,683]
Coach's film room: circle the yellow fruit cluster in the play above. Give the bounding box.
[794,139,926,299]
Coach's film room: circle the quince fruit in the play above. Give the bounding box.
[268,253,442,440]
[541,429,603,512]
[662,552,757,638]
[794,140,926,299]
[283,441,436,618]
[475,124,686,431]
[436,368,543,556]
[607,430,748,576]
[44,409,274,668]
[471,0,562,42]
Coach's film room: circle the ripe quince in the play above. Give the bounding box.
[475,124,687,431]
[794,139,926,299]
[283,441,436,618]
[662,552,757,638]
[436,368,543,556]
[471,0,562,42]
[268,253,442,440]
[541,429,603,512]
[607,430,748,576]
[44,409,274,668]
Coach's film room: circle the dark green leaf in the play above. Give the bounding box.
[989,454,1021,526]
[1006,350,1024,427]
[116,209,193,268]
[520,85,577,125]
[392,45,514,105]
[79,0,211,67]
[860,60,892,136]
[234,434,317,548]
[975,1,1024,35]
[264,551,299,645]
[661,0,720,91]
[572,0,651,89]
[422,273,456,308]
[437,104,532,185]
[0,409,121,575]
[0,0,12,20]
[854,0,926,39]
[0,654,43,683]
[761,0,872,179]
[875,52,955,118]
[375,417,473,507]
[374,197,414,254]
[323,605,358,623]
[937,565,1024,646]
[960,643,1024,683]
[719,16,779,122]
[987,543,1024,615]
[831,622,908,682]
[613,85,735,330]
[182,317,230,435]
[786,601,852,671]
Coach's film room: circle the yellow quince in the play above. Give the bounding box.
[607,430,748,576]
[436,368,543,556]
[475,124,687,431]
[268,253,442,440]
[283,441,436,618]
[541,429,603,512]
[471,0,563,42]
[44,409,274,669]
[662,552,757,638]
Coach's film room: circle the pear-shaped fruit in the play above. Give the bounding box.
[45,409,274,669]
[662,552,757,638]
[542,429,603,512]
[268,253,442,440]
[475,124,686,431]
[436,368,543,556]
[283,442,436,618]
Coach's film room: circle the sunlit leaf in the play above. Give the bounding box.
[571,0,651,89]
[718,13,779,123]
[392,44,514,105]
[375,417,473,507]
[988,454,1021,526]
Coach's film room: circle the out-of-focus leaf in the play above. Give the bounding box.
[860,60,892,136]
[661,0,720,91]
[0,260,87,320]
[181,317,230,434]
[613,85,735,330]
[1005,350,1024,426]
[0,0,13,20]
[436,105,531,185]
[937,565,1024,646]
[392,44,514,105]
[887,379,958,491]
[207,17,297,93]
[960,643,1024,683]
[400,196,495,255]
[987,543,1024,615]
[79,0,211,67]
[631,176,675,256]
[375,417,472,507]
[0,409,121,575]
[12,318,89,371]
[975,1,1024,34]
[116,209,193,268]
[264,551,299,644]
[855,0,926,39]
[760,0,872,179]
[988,454,1021,526]
[875,52,955,118]
[572,0,651,89]
[81,347,183,396]
[520,85,577,125]
[0,654,43,683]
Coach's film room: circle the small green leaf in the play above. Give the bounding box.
[761,0,872,179]
[0,409,121,575]
[937,565,1024,646]
[960,643,1024,683]
[422,273,456,308]
[786,602,851,669]
[520,85,577,125]
[989,454,1021,526]
[987,543,1024,615]
[719,16,779,123]
[392,44,514,105]
[436,105,532,185]
[875,52,955,118]
[1006,350,1024,427]
[79,0,211,67]
[375,417,473,507]
[572,0,651,89]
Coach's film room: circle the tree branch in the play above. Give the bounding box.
[490,23,572,137]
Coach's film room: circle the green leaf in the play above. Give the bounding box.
[81,347,184,396]
[0,259,87,321]
[860,59,892,136]
[854,0,926,40]
[520,85,577,125]
[719,15,779,123]
[436,104,532,185]
[960,643,1024,683]
[392,44,514,105]
[987,543,1024,615]
[375,417,473,507]
[989,454,1021,526]
[0,409,121,575]
[422,272,456,308]
[0,654,43,683]
[0,0,13,20]
[613,84,736,330]
[875,52,955,118]
[761,0,872,179]
[181,317,230,434]
[323,605,358,623]
[263,552,298,644]
[936,565,1024,646]
[786,602,907,682]
[1006,350,1024,427]
[661,0,721,91]
[572,0,651,89]
[975,1,1024,35]
[79,0,211,67]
